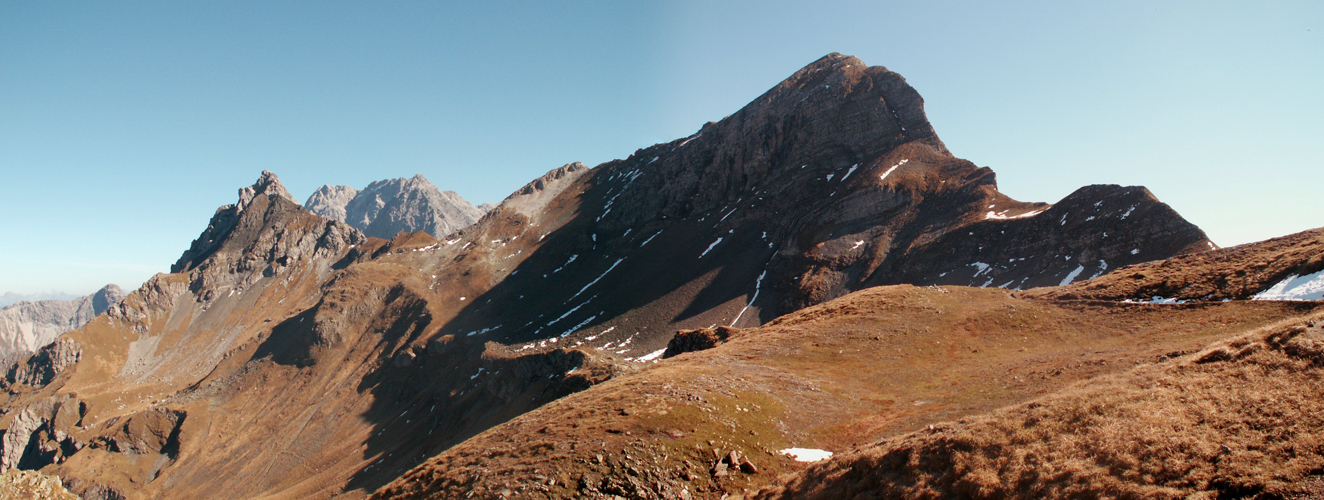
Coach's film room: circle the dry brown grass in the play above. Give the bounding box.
[371,286,1324,499]
[751,313,1324,500]
[1034,227,1324,302]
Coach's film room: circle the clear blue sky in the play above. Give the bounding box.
[2,1,1320,295]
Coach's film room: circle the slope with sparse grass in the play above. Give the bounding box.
[373,285,1324,499]
[750,313,1324,499]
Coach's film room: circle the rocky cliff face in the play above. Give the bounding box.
[0,285,124,359]
[303,185,359,223]
[304,174,485,239]
[0,53,1220,500]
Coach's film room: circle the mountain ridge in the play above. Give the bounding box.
[304,174,485,240]
[0,53,1233,500]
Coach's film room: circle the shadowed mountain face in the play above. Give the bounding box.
[0,53,1216,499]
[305,175,485,239]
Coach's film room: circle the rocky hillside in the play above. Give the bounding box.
[747,310,1324,499]
[0,285,124,359]
[1033,226,1324,303]
[0,53,1226,500]
[374,286,1324,499]
[305,174,485,239]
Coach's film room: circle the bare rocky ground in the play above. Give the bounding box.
[0,468,79,499]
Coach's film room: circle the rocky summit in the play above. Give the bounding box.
[2,53,1312,500]
[305,174,486,239]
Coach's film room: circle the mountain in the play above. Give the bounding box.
[0,292,81,309]
[370,225,1324,499]
[305,174,485,239]
[0,53,1240,500]
[0,285,124,359]
[305,185,360,223]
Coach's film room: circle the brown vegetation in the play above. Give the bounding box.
[373,286,1324,499]
[750,314,1324,499]
[1037,226,1324,302]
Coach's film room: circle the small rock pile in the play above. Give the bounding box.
[664,326,742,358]
[0,469,79,499]
[710,448,758,478]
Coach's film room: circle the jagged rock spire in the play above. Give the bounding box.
[237,170,297,212]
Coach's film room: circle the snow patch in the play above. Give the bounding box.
[640,231,662,247]
[840,164,859,181]
[1059,265,1086,286]
[1253,270,1324,301]
[560,315,598,338]
[637,348,667,362]
[465,325,501,337]
[780,448,833,462]
[984,208,1046,220]
[553,254,578,273]
[879,159,909,182]
[547,298,593,327]
[699,237,723,258]
[731,270,767,326]
[584,326,615,341]
[1124,296,1189,304]
[969,262,991,277]
[569,259,625,300]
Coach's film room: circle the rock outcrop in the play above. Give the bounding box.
[0,394,85,471]
[305,174,484,239]
[664,326,742,358]
[3,338,82,389]
[0,468,79,499]
[0,285,123,359]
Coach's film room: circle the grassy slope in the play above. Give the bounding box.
[372,286,1324,499]
[1035,227,1324,302]
[751,312,1324,499]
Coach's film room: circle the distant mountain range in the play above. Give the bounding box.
[0,284,124,360]
[304,174,486,240]
[0,292,81,309]
[1,53,1319,500]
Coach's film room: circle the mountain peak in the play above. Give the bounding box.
[587,54,949,233]
[90,284,125,316]
[237,170,296,212]
[305,175,484,239]
[304,185,360,222]
[172,170,350,273]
